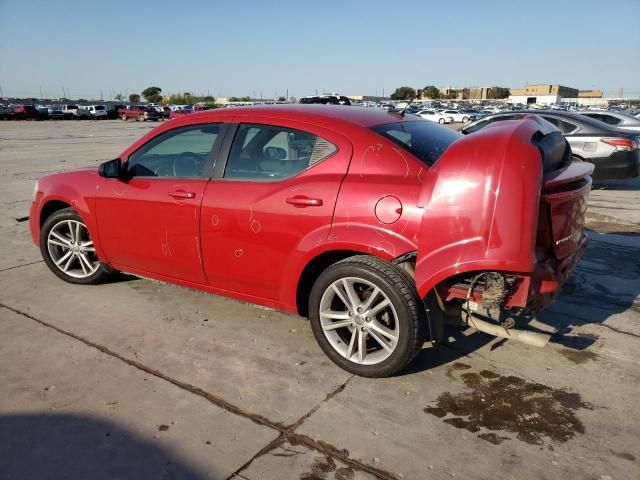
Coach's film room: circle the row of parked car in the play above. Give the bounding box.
[0,103,214,121]
[458,109,640,180]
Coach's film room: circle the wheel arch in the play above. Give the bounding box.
[39,199,72,226]
[295,249,368,317]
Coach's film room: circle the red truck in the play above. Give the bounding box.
[117,105,160,122]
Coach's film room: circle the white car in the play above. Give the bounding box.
[86,105,108,118]
[439,109,476,123]
[416,110,454,124]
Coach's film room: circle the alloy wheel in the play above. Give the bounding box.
[319,277,399,365]
[47,219,99,279]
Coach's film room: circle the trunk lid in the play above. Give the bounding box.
[533,130,594,260]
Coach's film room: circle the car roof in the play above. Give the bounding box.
[478,110,635,135]
[182,105,418,129]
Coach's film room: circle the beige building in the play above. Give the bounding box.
[578,89,603,98]
[509,84,579,98]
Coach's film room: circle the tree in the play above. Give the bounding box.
[487,87,510,99]
[129,93,140,103]
[422,85,441,99]
[142,86,162,103]
[390,86,416,100]
[277,96,286,102]
[114,93,124,101]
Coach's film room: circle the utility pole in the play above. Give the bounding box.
[39,86,43,100]
[100,90,103,101]
[286,88,288,102]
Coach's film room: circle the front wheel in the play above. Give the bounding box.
[309,256,426,377]
[462,116,469,123]
[121,114,127,121]
[439,118,445,124]
[40,208,113,284]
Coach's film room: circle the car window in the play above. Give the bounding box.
[127,124,220,178]
[540,116,579,134]
[224,123,337,181]
[371,120,460,166]
[586,113,620,125]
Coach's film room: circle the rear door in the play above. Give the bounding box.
[200,119,352,301]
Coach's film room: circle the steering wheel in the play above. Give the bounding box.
[173,151,203,177]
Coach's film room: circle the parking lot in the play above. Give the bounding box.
[1,120,639,479]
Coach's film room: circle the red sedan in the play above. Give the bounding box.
[30,106,593,376]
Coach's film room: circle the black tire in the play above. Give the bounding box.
[439,118,445,124]
[40,207,113,285]
[308,255,426,377]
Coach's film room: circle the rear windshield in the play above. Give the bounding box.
[94,105,105,110]
[371,120,460,166]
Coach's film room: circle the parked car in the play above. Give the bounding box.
[47,106,64,119]
[169,108,192,120]
[118,105,160,121]
[299,95,351,105]
[62,105,80,119]
[416,109,454,124]
[85,105,108,119]
[460,111,640,180]
[575,110,640,133]
[76,106,92,119]
[12,104,40,120]
[0,105,16,120]
[30,105,593,377]
[439,109,476,123]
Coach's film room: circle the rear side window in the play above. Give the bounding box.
[371,120,460,166]
[224,124,337,181]
[585,113,620,125]
[541,116,579,134]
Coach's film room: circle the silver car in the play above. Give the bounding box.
[460,110,640,180]
[575,110,640,133]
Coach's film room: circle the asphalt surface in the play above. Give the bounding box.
[1,119,639,480]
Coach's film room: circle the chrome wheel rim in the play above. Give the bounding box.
[47,219,99,278]
[319,277,399,365]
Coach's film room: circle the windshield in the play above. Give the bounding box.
[371,120,460,166]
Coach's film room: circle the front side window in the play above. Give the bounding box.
[127,124,220,178]
[372,120,460,166]
[224,124,337,180]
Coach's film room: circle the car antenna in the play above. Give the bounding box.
[391,96,417,116]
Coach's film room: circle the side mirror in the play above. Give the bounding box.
[98,158,123,178]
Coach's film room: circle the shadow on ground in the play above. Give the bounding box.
[0,414,214,480]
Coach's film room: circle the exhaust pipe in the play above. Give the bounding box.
[463,312,550,348]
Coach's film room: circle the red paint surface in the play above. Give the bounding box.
[30,106,592,314]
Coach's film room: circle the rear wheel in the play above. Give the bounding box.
[121,114,127,121]
[138,114,145,122]
[439,118,445,124]
[40,208,113,284]
[462,116,469,123]
[309,256,426,377]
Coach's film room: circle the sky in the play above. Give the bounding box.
[0,0,639,100]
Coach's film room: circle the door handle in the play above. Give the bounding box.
[286,195,323,207]
[168,190,196,199]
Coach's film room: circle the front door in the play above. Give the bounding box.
[200,120,352,302]
[95,123,224,283]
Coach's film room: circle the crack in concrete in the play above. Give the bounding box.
[0,303,398,480]
[0,260,43,273]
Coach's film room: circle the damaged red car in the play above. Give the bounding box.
[30,106,593,377]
